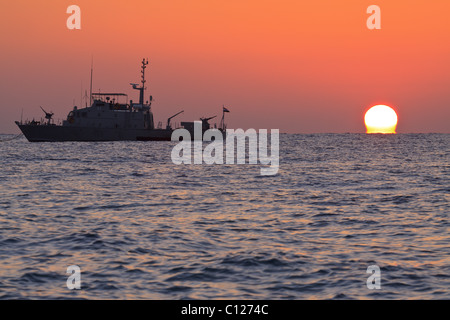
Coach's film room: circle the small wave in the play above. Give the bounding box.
[16,271,61,284]
[379,195,414,204]
[1,237,22,245]
[128,247,158,255]
[221,254,290,268]
[165,272,222,282]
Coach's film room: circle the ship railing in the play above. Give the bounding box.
[22,118,63,126]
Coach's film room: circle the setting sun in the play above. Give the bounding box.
[364,105,398,134]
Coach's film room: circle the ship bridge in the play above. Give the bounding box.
[92,93,128,104]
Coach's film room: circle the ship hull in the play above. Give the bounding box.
[15,122,173,142]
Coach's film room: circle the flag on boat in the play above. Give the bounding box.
[223,106,230,113]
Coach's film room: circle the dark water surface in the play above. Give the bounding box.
[0,134,448,299]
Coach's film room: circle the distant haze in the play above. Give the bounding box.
[1,0,449,133]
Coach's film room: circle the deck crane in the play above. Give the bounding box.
[167,110,184,129]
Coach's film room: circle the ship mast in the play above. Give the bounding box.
[89,56,93,106]
[140,58,148,105]
[130,58,149,105]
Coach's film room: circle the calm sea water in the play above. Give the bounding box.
[0,133,448,299]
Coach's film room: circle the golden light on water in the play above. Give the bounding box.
[364,105,398,134]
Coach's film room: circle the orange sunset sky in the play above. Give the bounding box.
[1,0,449,133]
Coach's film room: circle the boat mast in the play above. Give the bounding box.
[89,56,93,106]
[221,105,229,131]
[130,58,149,105]
[222,105,225,131]
[140,58,148,105]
